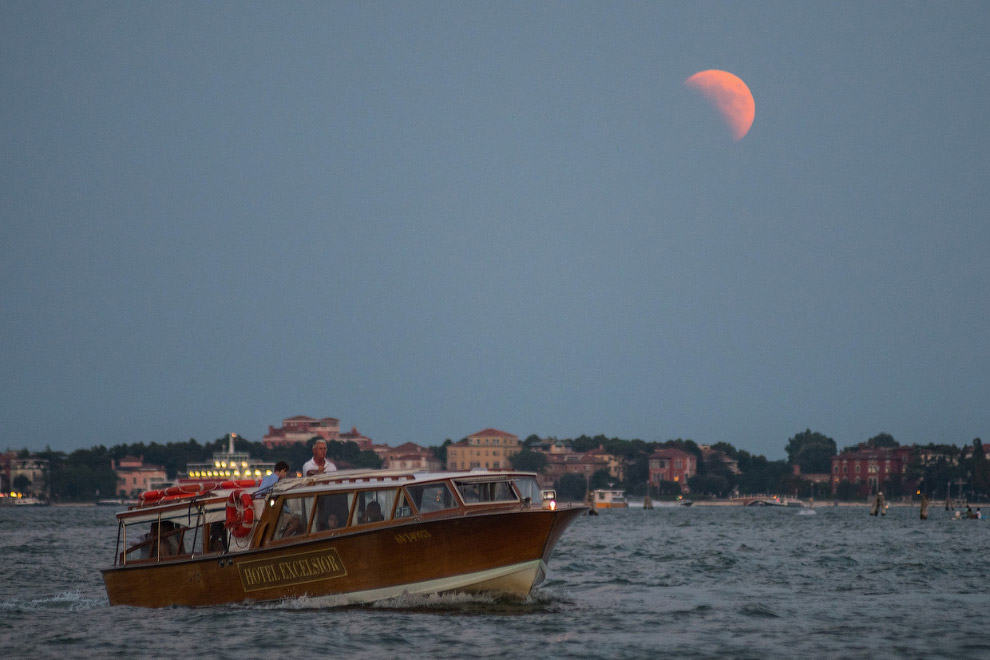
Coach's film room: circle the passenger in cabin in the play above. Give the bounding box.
[302,439,337,476]
[363,501,384,523]
[282,515,305,537]
[208,522,227,552]
[149,521,180,557]
[254,461,289,499]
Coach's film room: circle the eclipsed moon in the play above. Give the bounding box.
[684,70,755,141]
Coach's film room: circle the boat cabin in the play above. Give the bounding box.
[112,470,550,567]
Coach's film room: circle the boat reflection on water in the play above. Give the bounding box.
[102,469,586,608]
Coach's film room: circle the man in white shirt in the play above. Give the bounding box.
[302,439,338,476]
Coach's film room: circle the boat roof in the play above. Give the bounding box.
[115,469,540,523]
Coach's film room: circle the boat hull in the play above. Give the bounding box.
[102,506,583,607]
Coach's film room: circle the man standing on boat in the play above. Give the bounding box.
[303,439,338,476]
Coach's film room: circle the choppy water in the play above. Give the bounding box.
[1,504,988,659]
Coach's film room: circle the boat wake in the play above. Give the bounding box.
[262,589,564,615]
[0,591,107,612]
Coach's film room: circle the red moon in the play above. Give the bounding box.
[684,70,755,141]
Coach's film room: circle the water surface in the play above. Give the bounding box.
[2,504,987,659]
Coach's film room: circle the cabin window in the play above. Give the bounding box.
[454,480,518,504]
[393,490,414,519]
[273,496,312,540]
[354,489,396,524]
[405,482,457,514]
[314,492,354,532]
[121,517,189,562]
[513,476,542,504]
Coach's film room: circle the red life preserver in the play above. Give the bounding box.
[139,489,164,502]
[165,483,207,496]
[160,492,198,503]
[220,479,259,489]
[225,489,255,538]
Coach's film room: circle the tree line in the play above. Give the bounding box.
[509,431,990,503]
[8,430,988,503]
[11,435,381,502]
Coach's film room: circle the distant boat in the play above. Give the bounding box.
[747,497,804,508]
[590,489,628,509]
[13,496,46,506]
[649,497,693,508]
[97,498,138,507]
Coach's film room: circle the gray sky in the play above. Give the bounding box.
[3,2,988,459]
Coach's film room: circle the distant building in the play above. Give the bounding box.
[699,445,740,474]
[263,415,340,448]
[831,445,913,495]
[585,445,625,480]
[542,450,609,485]
[446,429,521,471]
[182,434,275,483]
[648,448,697,491]
[339,426,374,452]
[383,442,441,471]
[114,456,168,498]
[1,452,50,499]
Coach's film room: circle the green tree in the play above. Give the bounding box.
[688,473,730,498]
[865,432,899,449]
[350,450,383,469]
[555,473,587,501]
[785,429,837,473]
[588,469,613,490]
[509,448,548,473]
[432,439,452,467]
[654,479,683,497]
[735,458,792,494]
[834,480,861,500]
[522,434,542,448]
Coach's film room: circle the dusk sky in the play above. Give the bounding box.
[3,3,988,459]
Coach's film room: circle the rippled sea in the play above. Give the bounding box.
[2,504,988,659]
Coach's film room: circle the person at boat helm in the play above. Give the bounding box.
[303,439,337,476]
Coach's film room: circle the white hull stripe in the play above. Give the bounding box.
[325,559,546,604]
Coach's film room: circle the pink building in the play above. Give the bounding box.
[542,451,609,485]
[831,445,913,495]
[648,448,697,490]
[263,416,340,448]
[114,456,168,498]
[339,426,374,451]
[383,442,441,471]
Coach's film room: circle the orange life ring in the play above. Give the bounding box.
[225,489,255,538]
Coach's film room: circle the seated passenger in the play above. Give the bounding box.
[281,515,304,537]
[208,522,227,552]
[363,501,384,523]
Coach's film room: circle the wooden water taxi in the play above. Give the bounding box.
[102,469,585,607]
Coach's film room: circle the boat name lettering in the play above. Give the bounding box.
[393,530,432,544]
[237,549,347,592]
